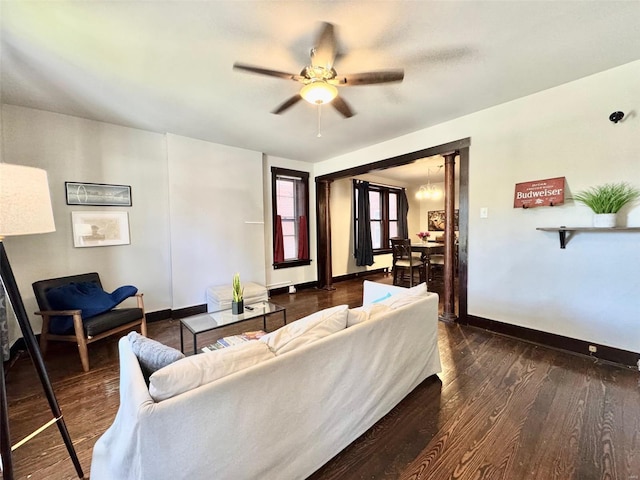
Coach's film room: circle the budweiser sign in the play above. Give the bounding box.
[514,177,565,208]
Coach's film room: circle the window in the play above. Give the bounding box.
[271,167,311,269]
[353,181,403,255]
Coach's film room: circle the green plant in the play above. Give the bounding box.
[232,273,244,302]
[572,182,640,214]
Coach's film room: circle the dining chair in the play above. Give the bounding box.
[390,238,426,287]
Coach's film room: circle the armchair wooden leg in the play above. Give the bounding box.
[72,314,90,372]
[136,293,147,337]
[39,315,50,357]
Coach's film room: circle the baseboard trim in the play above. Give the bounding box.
[463,314,640,369]
[269,280,317,296]
[171,304,207,319]
[333,268,389,284]
[146,309,172,323]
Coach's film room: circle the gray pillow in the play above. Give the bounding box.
[127,331,185,382]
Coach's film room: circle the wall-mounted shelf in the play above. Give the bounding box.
[536,226,640,249]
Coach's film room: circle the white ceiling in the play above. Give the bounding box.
[2,1,639,163]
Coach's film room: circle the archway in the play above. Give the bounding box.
[315,138,470,321]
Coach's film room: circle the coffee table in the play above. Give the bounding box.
[179,301,286,354]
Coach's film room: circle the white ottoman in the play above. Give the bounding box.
[206,282,269,312]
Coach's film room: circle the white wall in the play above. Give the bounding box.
[263,155,316,290]
[315,60,640,353]
[167,134,265,309]
[2,109,272,346]
[2,105,172,345]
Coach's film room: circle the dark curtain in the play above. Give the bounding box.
[297,215,308,260]
[398,189,409,239]
[355,181,374,266]
[274,215,285,263]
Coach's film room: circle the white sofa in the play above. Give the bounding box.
[91,281,441,480]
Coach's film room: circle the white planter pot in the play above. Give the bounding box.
[593,213,616,228]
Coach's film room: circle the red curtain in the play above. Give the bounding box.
[297,215,308,260]
[274,215,285,263]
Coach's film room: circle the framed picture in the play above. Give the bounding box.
[71,211,130,248]
[427,209,459,231]
[65,182,132,206]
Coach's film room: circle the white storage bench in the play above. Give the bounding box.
[206,282,268,312]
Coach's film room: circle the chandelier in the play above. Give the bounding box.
[415,166,443,200]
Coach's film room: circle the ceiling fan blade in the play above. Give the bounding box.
[233,63,303,81]
[311,22,337,70]
[331,96,355,118]
[272,95,303,114]
[334,70,405,86]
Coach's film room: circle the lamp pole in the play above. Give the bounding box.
[0,163,84,479]
[0,241,85,479]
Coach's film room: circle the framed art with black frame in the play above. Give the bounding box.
[65,182,132,206]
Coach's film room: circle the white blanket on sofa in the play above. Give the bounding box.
[91,283,440,480]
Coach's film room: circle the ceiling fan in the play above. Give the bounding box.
[233,22,404,118]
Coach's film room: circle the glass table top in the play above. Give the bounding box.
[180,301,285,335]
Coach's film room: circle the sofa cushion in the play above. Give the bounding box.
[260,304,348,355]
[149,341,275,402]
[127,332,184,382]
[346,303,392,327]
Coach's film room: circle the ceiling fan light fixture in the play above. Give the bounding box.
[300,81,338,105]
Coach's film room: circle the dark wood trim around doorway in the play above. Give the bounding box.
[315,138,471,321]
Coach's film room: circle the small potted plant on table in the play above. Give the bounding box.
[573,182,640,227]
[416,231,430,244]
[232,273,244,314]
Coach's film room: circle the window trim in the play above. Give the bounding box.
[271,167,312,269]
[353,180,404,256]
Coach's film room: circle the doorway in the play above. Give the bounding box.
[315,138,469,321]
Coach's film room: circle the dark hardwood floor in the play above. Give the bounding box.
[2,273,639,479]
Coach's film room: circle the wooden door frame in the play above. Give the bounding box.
[315,137,470,321]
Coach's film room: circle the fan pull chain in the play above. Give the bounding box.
[317,105,322,138]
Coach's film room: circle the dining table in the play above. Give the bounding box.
[410,242,445,263]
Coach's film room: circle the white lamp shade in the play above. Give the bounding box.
[0,163,56,237]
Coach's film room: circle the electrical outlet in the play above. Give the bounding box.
[588,345,597,353]
[480,207,488,218]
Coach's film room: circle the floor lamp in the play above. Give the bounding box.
[0,163,84,479]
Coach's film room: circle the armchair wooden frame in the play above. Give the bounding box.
[33,273,147,372]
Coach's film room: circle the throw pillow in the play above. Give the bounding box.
[372,292,392,303]
[407,282,428,296]
[259,305,348,355]
[378,282,428,310]
[46,282,138,334]
[128,332,184,382]
[149,341,274,402]
[110,285,139,305]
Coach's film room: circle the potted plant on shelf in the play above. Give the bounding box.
[573,182,640,227]
[232,273,244,314]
